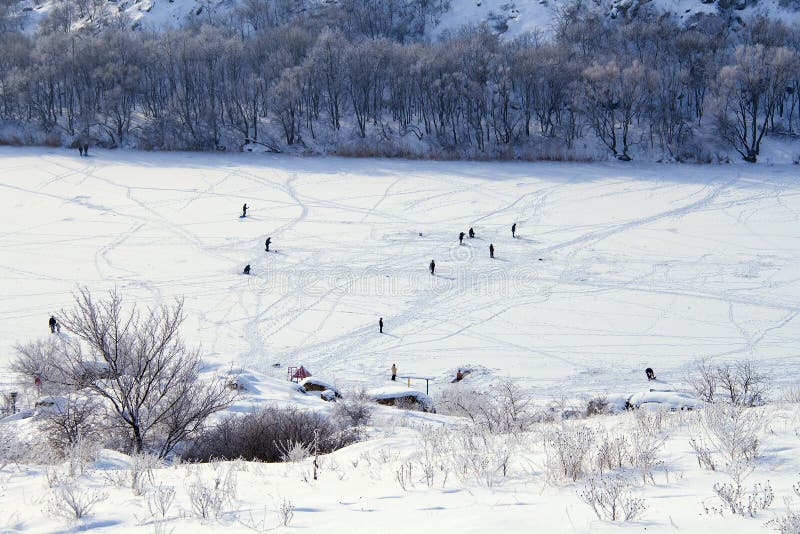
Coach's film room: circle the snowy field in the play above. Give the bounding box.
[1,147,800,532]
[1,147,799,398]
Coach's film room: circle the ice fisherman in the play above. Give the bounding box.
[243,264,251,275]
[512,223,517,238]
[489,243,494,258]
[242,203,248,217]
[379,317,384,333]
[429,259,436,275]
[265,237,271,251]
[391,363,397,381]
[48,315,59,333]
[459,232,465,245]
[469,227,475,238]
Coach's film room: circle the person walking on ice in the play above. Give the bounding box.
[391,363,397,381]
[469,227,475,238]
[265,237,271,251]
[429,259,436,275]
[379,317,384,333]
[48,315,59,333]
[241,203,248,217]
[512,223,517,238]
[459,231,465,245]
[489,243,494,258]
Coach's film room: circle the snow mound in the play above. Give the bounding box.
[300,377,341,397]
[368,387,434,412]
[627,383,701,411]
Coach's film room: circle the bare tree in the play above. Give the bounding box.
[580,58,653,159]
[14,288,235,457]
[714,44,798,162]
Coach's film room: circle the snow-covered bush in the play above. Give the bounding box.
[689,437,717,471]
[578,473,646,521]
[332,390,374,428]
[0,424,54,467]
[185,466,237,521]
[279,498,295,527]
[46,483,108,520]
[694,403,771,515]
[10,338,73,396]
[594,432,630,475]
[689,360,770,406]
[712,479,774,517]
[449,426,516,487]
[629,410,667,484]
[38,395,103,456]
[544,423,596,483]
[586,396,612,417]
[699,403,761,480]
[716,362,770,406]
[767,508,800,534]
[435,381,534,433]
[147,484,176,520]
[406,424,517,489]
[689,359,719,403]
[780,384,800,404]
[277,440,313,463]
[768,484,800,534]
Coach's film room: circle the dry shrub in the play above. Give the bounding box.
[183,406,357,462]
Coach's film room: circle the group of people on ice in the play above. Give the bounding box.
[429,222,518,276]
[393,222,522,382]
[239,204,274,275]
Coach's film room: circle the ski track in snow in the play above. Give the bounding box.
[1,147,800,401]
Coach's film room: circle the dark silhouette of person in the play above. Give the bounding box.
[379,317,384,333]
[489,243,494,258]
[78,145,83,157]
[469,227,475,238]
[429,260,436,275]
[645,367,656,380]
[456,369,464,382]
[83,143,89,156]
[243,264,251,275]
[512,223,517,238]
[391,363,397,381]
[242,203,248,217]
[459,232,465,245]
[48,315,58,333]
[265,237,271,251]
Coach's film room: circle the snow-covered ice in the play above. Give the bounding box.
[2,147,799,400]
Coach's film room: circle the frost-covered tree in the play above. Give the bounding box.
[14,288,235,457]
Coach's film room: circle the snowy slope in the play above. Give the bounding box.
[11,0,800,36]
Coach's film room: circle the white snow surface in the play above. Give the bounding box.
[2,147,800,532]
[2,147,799,401]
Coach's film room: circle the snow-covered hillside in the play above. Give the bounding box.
[10,0,800,36]
[2,148,800,532]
